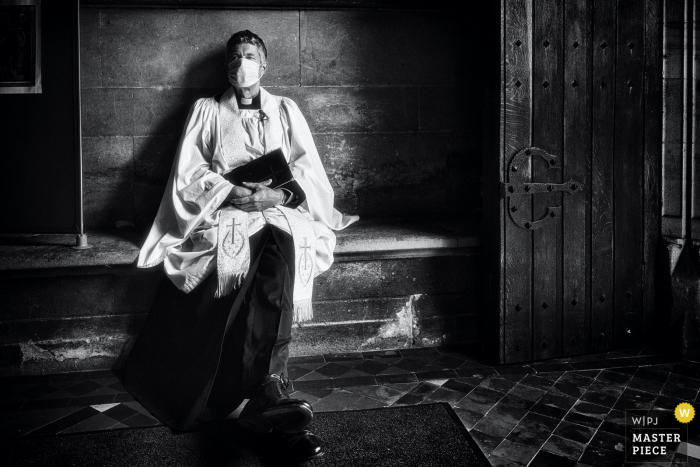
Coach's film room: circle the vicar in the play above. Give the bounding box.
[123,29,358,463]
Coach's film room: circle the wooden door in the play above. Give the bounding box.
[484,0,662,364]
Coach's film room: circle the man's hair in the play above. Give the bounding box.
[226,30,268,62]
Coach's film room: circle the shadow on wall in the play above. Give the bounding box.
[88,48,229,235]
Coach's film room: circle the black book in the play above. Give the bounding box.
[223,148,306,207]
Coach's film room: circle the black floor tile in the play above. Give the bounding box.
[551,381,586,398]
[287,379,334,391]
[300,388,334,399]
[0,401,24,413]
[572,369,602,378]
[530,401,567,420]
[333,376,377,388]
[589,428,626,452]
[361,350,401,359]
[554,420,596,444]
[27,407,100,437]
[507,412,560,446]
[287,355,325,364]
[520,374,555,391]
[529,449,577,467]
[479,377,517,394]
[20,398,71,411]
[605,366,638,376]
[415,370,458,381]
[598,420,626,437]
[286,365,311,380]
[558,372,596,388]
[392,358,427,372]
[102,404,140,422]
[323,352,364,362]
[538,391,577,411]
[571,401,610,419]
[442,379,475,394]
[496,365,535,375]
[409,382,440,397]
[113,392,134,403]
[394,393,425,406]
[579,445,625,466]
[64,380,102,397]
[613,388,657,411]
[570,360,610,371]
[580,389,619,407]
[352,360,389,375]
[374,373,418,385]
[398,348,439,357]
[121,412,159,428]
[532,363,574,373]
[564,411,603,429]
[19,384,59,400]
[455,366,498,378]
[431,355,467,369]
[315,362,352,378]
[499,393,536,411]
[469,429,503,456]
[67,394,116,407]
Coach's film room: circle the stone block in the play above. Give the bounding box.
[0,275,114,322]
[419,86,483,132]
[80,9,103,88]
[412,294,481,319]
[132,87,221,137]
[381,255,478,296]
[313,261,382,300]
[311,297,406,323]
[133,182,166,230]
[315,132,471,217]
[93,9,299,87]
[0,314,144,346]
[301,10,458,86]
[415,314,480,348]
[81,88,137,137]
[291,320,412,356]
[293,87,419,133]
[134,135,179,185]
[82,137,135,229]
[113,270,163,315]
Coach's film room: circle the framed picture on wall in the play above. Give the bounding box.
[0,0,41,94]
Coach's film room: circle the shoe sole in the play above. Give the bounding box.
[238,405,313,434]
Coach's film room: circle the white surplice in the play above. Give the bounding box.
[137,87,359,299]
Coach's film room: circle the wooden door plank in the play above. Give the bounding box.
[691,0,700,240]
[562,0,592,355]
[503,0,533,363]
[590,0,616,352]
[614,0,646,347]
[532,0,563,359]
[661,0,688,239]
[642,0,663,337]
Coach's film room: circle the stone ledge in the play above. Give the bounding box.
[0,219,479,274]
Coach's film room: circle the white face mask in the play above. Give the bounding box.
[228,58,262,88]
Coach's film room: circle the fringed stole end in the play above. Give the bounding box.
[215,272,245,298]
[293,299,313,323]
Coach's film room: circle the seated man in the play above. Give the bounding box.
[123,29,358,462]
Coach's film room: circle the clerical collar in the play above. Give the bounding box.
[235,91,261,110]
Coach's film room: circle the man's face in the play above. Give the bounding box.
[228,43,266,66]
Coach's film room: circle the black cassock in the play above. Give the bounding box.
[123,225,294,432]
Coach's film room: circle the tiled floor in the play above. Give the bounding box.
[2,347,700,466]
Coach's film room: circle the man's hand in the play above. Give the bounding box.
[231,180,285,212]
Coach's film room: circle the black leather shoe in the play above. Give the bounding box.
[238,374,313,433]
[274,429,323,463]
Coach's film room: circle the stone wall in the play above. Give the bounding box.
[79,6,486,230]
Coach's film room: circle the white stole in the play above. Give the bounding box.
[216,88,317,323]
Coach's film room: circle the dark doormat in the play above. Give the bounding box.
[2,403,489,467]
